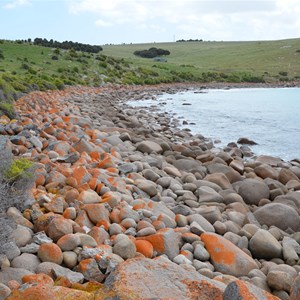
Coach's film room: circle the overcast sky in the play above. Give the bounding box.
[1,0,300,45]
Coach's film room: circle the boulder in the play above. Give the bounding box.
[254,203,300,231]
[137,228,181,260]
[237,179,270,205]
[249,229,282,259]
[201,232,257,277]
[136,141,163,154]
[105,256,226,299]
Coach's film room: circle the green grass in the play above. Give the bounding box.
[0,38,300,109]
[103,39,300,80]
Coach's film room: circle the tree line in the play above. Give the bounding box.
[33,38,103,53]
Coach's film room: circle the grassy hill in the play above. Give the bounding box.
[0,38,300,110]
[103,39,300,80]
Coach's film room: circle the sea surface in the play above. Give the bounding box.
[127,87,300,161]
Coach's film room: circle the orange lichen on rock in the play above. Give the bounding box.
[134,240,153,258]
[201,232,258,277]
[184,280,224,300]
[22,274,54,286]
[223,280,280,300]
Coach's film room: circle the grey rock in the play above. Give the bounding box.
[33,231,53,244]
[197,186,224,203]
[0,283,11,300]
[10,225,32,247]
[223,280,275,300]
[11,253,41,273]
[267,270,294,292]
[237,179,270,205]
[36,261,84,283]
[0,267,33,285]
[1,242,20,261]
[19,243,39,254]
[254,203,300,231]
[249,229,282,259]
[113,235,136,259]
[136,141,163,154]
[187,214,215,233]
[194,243,210,261]
[173,254,192,265]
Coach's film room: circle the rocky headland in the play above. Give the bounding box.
[0,83,300,299]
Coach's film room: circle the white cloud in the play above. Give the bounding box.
[95,19,113,27]
[67,0,300,41]
[3,0,30,9]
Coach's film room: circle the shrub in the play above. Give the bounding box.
[4,158,33,183]
[279,71,288,76]
[134,47,170,58]
[0,102,16,118]
[51,55,59,60]
[0,50,4,60]
[0,138,35,255]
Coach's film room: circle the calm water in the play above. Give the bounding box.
[128,88,300,161]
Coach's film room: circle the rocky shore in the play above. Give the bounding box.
[0,83,300,299]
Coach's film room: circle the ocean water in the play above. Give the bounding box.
[128,88,300,161]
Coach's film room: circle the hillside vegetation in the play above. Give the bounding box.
[0,38,300,106]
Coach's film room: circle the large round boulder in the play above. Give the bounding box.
[237,179,269,205]
[254,203,300,231]
[249,229,282,259]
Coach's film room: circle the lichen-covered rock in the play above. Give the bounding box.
[105,256,226,299]
[137,228,181,260]
[201,232,258,277]
[223,280,279,300]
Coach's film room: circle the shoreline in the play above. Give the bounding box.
[0,84,300,298]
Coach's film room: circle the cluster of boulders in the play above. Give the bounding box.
[0,84,300,299]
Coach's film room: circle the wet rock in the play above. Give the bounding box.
[237,137,258,145]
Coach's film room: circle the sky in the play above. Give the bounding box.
[0,0,300,45]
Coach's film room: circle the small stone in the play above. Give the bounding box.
[63,251,78,269]
[113,235,136,259]
[194,243,210,261]
[47,217,73,242]
[267,270,294,292]
[173,254,192,265]
[57,234,81,251]
[10,226,32,248]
